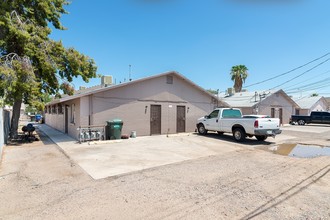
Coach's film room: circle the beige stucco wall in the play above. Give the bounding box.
[89,75,218,136]
[299,109,309,116]
[257,92,295,125]
[46,74,221,139]
[240,107,254,115]
[45,99,81,139]
[45,113,65,131]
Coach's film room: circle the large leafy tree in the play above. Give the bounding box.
[230,65,248,92]
[0,0,97,138]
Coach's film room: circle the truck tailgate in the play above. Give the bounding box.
[256,118,280,129]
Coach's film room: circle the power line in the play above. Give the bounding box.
[282,69,330,90]
[284,76,330,93]
[244,52,330,88]
[286,83,330,94]
[270,58,330,90]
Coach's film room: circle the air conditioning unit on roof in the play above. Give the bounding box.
[227,88,234,96]
[101,75,113,87]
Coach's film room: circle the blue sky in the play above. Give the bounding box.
[51,0,330,98]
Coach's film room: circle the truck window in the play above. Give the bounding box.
[222,109,242,118]
[311,112,322,116]
[209,110,219,119]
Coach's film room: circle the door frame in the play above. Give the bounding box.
[176,105,186,133]
[150,105,161,135]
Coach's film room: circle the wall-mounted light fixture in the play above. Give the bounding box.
[145,105,148,114]
[187,107,190,113]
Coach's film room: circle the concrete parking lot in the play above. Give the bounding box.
[38,124,246,179]
[37,124,302,179]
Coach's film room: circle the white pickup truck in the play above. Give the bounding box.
[196,108,281,142]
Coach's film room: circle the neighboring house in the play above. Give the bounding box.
[293,96,329,116]
[325,97,330,111]
[221,89,299,125]
[45,71,228,140]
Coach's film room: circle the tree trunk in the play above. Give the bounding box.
[234,77,242,92]
[9,99,22,139]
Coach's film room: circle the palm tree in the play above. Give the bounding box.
[230,65,248,92]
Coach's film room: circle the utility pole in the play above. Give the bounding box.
[129,64,132,81]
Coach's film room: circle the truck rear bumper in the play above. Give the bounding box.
[254,129,282,136]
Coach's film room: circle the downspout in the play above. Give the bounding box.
[89,95,92,126]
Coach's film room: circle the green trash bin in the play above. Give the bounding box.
[107,119,123,140]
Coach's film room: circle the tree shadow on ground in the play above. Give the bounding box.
[6,127,54,146]
[6,133,40,146]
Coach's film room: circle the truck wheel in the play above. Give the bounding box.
[197,124,208,135]
[233,128,246,142]
[256,135,267,141]
[297,119,305,125]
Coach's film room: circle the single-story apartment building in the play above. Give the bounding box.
[45,71,228,140]
[292,96,329,115]
[220,89,299,125]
